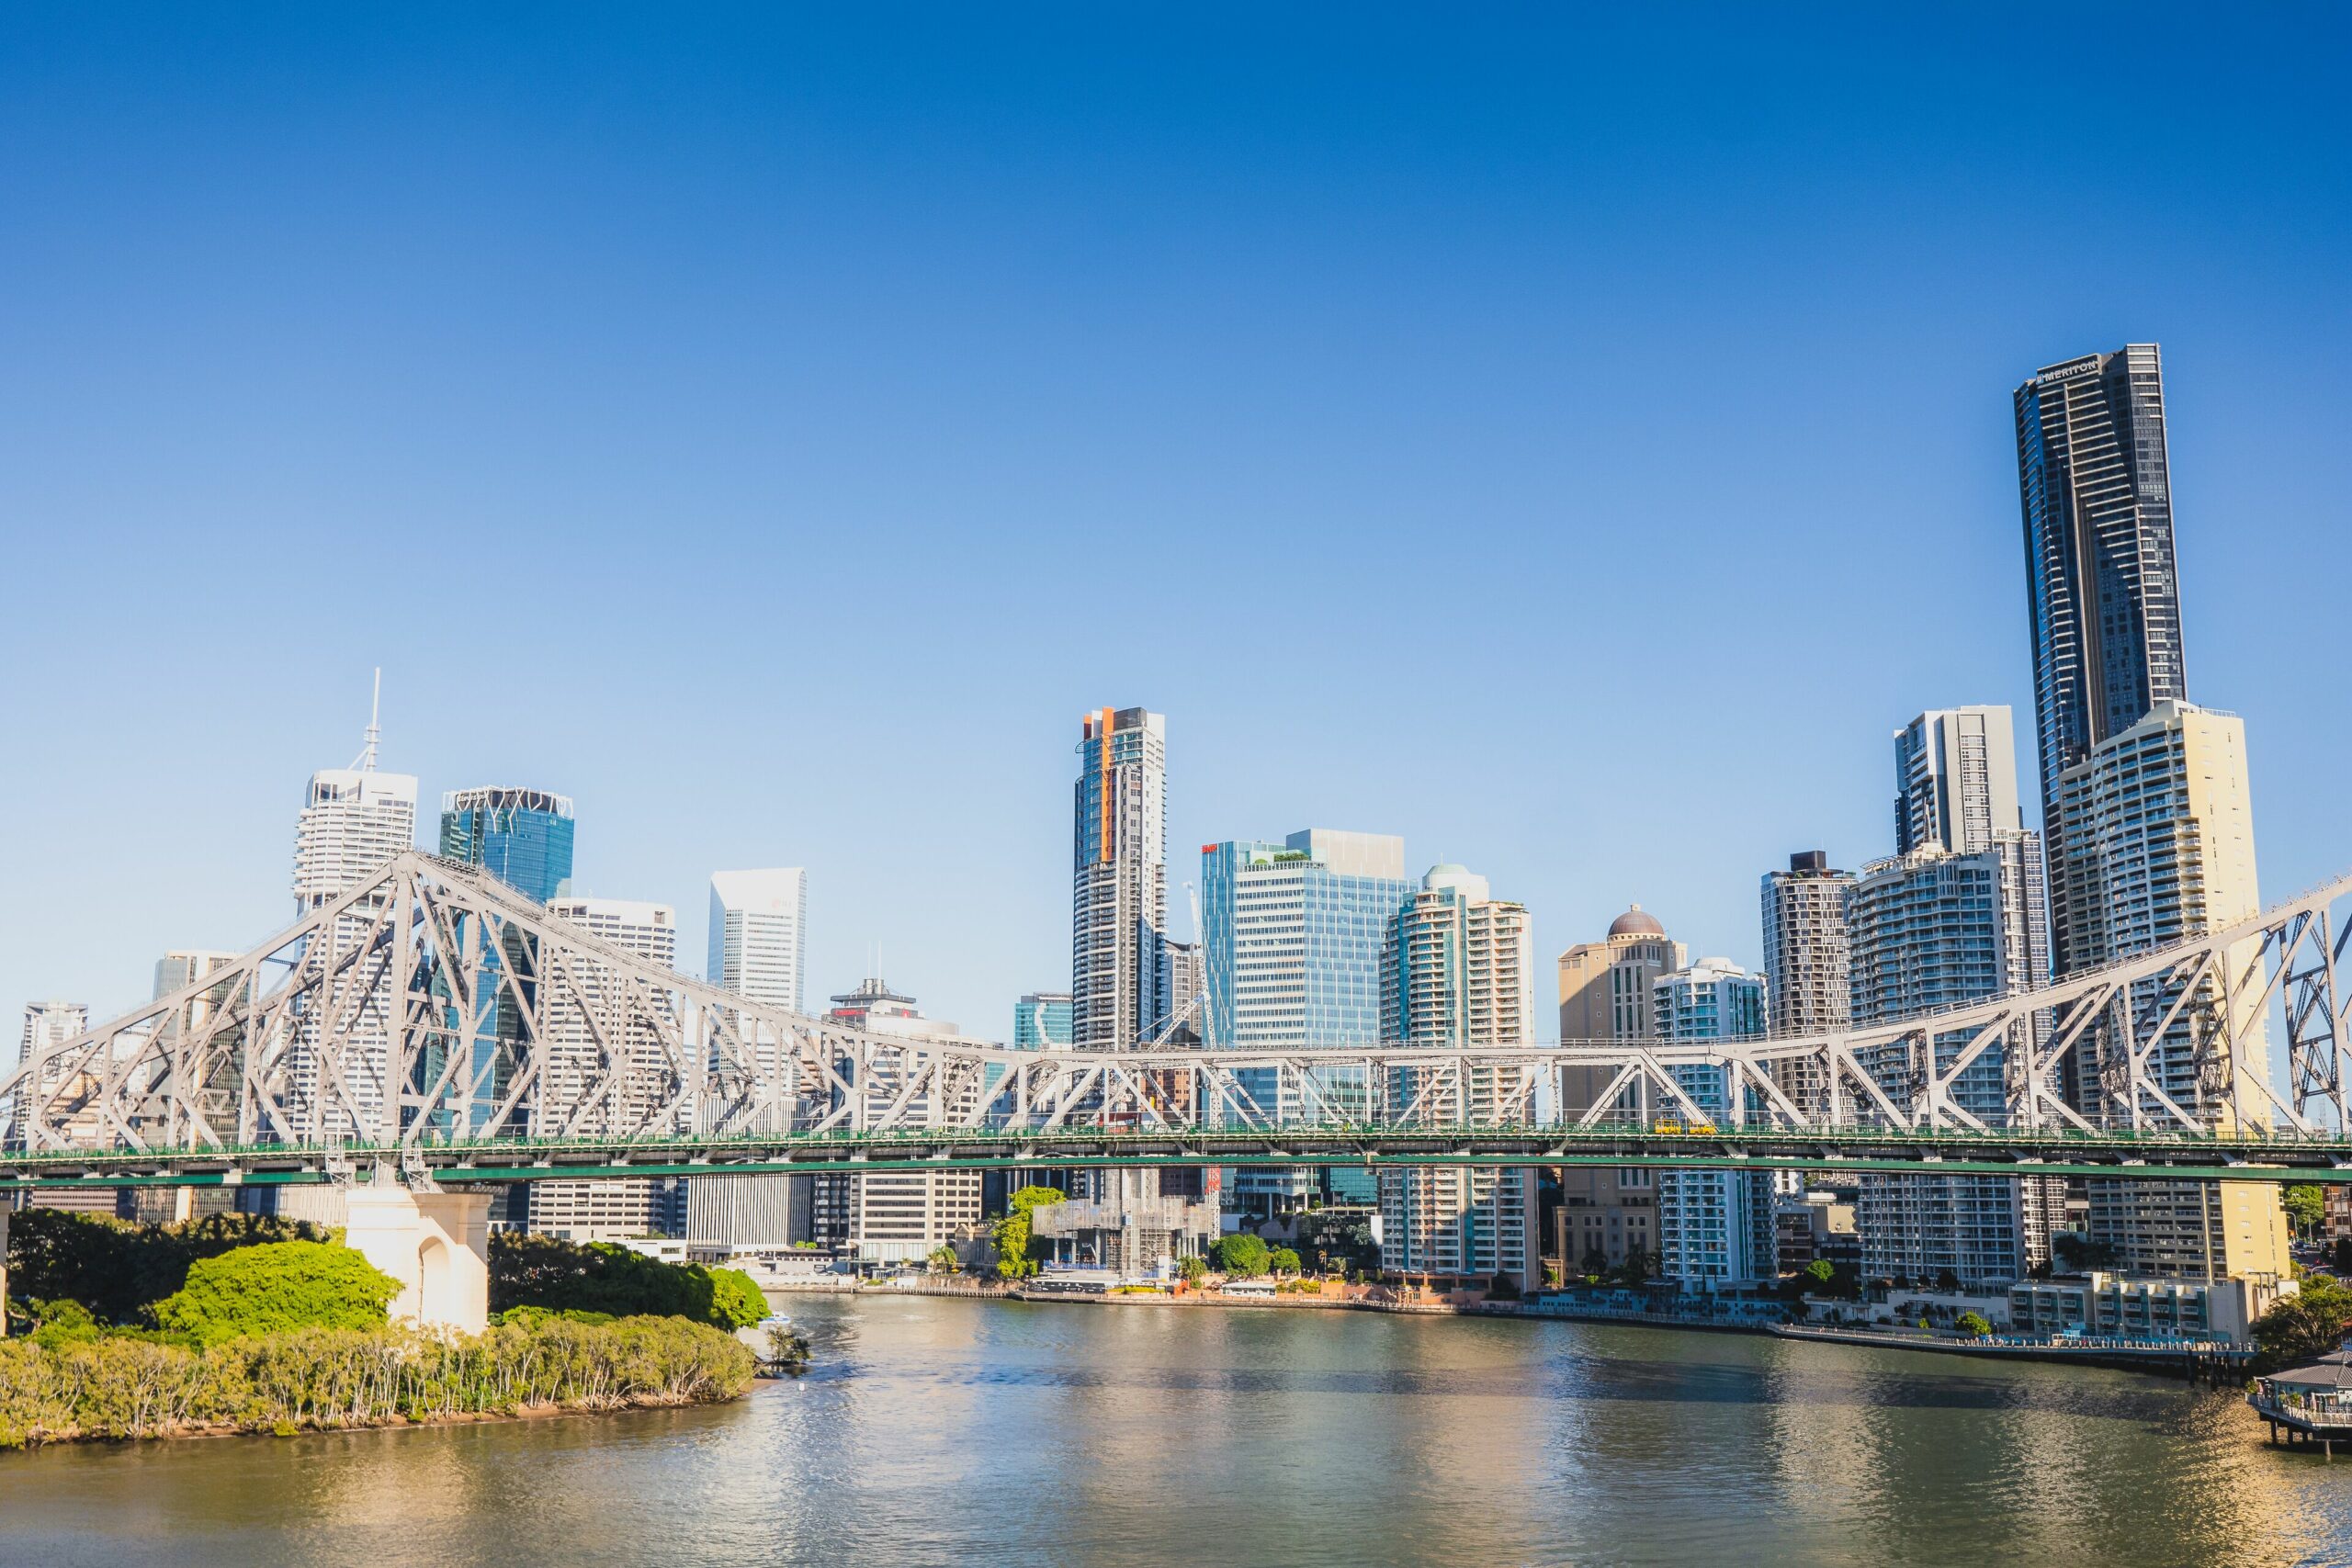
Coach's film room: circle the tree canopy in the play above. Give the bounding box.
[2253,1274,2352,1372]
[991,1186,1066,1279]
[1214,1234,1271,1278]
[488,1234,764,1328]
[152,1242,401,1346]
[4,1209,337,1326]
[2283,1185,2325,1236]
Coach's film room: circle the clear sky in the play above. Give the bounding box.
[4,6,2348,1053]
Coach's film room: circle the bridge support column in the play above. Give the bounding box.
[343,1183,492,1337]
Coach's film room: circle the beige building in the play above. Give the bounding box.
[1554,907,1685,1270]
[2053,701,2289,1283]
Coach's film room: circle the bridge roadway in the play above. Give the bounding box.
[9,1122,2352,1190]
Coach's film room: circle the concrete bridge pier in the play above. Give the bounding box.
[342,1181,492,1336]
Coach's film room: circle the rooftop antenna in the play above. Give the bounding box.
[351,668,383,772]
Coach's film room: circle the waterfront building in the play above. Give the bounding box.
[1377,864,1537,1292]
[809,977,987,1265]
[1012,992,1074,1048]
[438,787,576,903]
[1554,907,1685,1269]
[2051,699,2289,1281]
[1071,705,1168,1050]
[1848,836,2054,1287]
[526,897,684,1241]
[1201,829,1412,1209]
[289,714,417,1143]
[2014,345,2187,976]
[1649,959,1771,1289]
[707,869,807,1012]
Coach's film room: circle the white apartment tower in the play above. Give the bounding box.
[1377,864,1538,1292]
[1650,959,1772,1289]
[2052,700,2290,1282]
[526,897,684,1241]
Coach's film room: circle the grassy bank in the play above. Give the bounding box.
[0,1314,755,1449]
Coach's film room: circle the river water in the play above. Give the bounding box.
[4,1294,2348,1567]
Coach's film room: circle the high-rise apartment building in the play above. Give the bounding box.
[1895,707,2022,857]
[1650,959,1772,1288]
[13,1002,122,1213]
[2014,346,2188,886]
[707,869,808,1013]
[1071,706,1168,1051]
[1201,829,1412,1208]
[1160,940,1204,1045]
[2051,700,2289,1281]
[1759,851,1852,1123]
[290,719,418,1144]
[1849,839,2055,1287]
[526,897,684,1241]
[1377,865,1537,1291]
[439,788,576,903]
[1555,907,1686,1269]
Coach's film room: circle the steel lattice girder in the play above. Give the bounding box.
[11,851,2352,1161]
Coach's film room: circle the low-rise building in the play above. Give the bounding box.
[2007,1270,2293,1345]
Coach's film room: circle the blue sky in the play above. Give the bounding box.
[4,6,2348,1050]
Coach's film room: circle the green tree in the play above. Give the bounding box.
[1214,1234,1272,1278]
[2253,1274,2352,1372]
[707,1268,768,1330]
[989,1186,1066,1280]
[151,1242,401,1346]
[26,1299,101,1352]
[1956,1311,1993,1338]
[488,1233,759,1327]
[2334,1237,2352,1276]
[926,1243,959,1274]
[1177,1255,1207,1286]
[4,1209,339,1326]
[1269,1247,1302,1277]
[2283,1185,2326,1238]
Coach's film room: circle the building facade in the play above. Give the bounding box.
[1012,992,1074,1048]
[1759,851,1853,1119]
[2014,344,2188,968]
[1071,706,1168,1051]
[1377,864,1538,1291]
[438,787,576,903]
[1895,706,2022,858]
[290,750,418,1143]
[1554,906,1685,1269]
[2050,700,2289,1282]
[1649,959,1772,1289]
[707,868,807,1013]
[1200,829,1412,1208]
[526,897,684,1241]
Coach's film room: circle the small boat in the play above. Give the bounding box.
[757,1312,795,1332]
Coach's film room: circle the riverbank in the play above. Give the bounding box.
[0,1315,755,1449]
[765,1276,2260,1382]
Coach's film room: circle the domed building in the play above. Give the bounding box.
[1554,905,1688,1274]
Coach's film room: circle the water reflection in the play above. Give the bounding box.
[4,1296,2348,1568]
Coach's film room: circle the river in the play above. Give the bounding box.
[3,1294,2346,1567]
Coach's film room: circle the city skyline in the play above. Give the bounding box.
[6,12,2350,1055]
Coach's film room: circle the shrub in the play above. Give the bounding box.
[0,1315,755,1446]
[488,1234,763,1329]
[1956,1311,1993,1338]
[5,1210,337,1326]
[152,1242,401,1346]
[1214,1234,1271,1279]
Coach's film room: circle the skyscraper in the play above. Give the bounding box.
[1650,958,1770,1289]
[1554,906,1686,1270]
[2015,345,2187,966]
[1759,851,1853,1122]
[289,701,417,1144]
[2052,700,2288,1281]
[438,788,576,903]
[1378,864,1537,1292]
[1894,706,2022,857]
[439,788,577,1136]
[1200,829,1412,1208]
[1071,706,1168,1051]
[707,869,808,1012]
[527,897,684,1241]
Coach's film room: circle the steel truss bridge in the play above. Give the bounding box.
[11,852,2352,1190]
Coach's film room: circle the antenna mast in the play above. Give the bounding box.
[352,668,383,771]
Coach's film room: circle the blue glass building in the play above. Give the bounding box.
[1200,829,1412,1210]
[438,787,576,1134]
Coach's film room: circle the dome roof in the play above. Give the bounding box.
[1609,904,1666,939]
